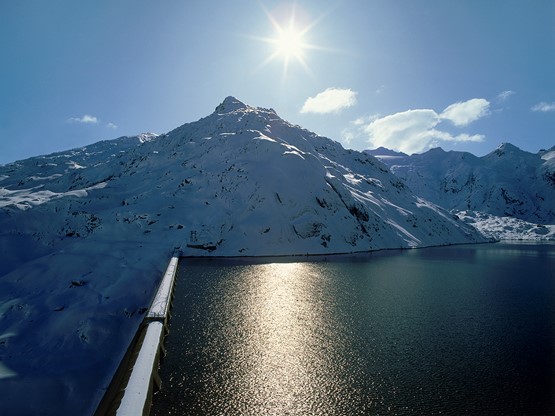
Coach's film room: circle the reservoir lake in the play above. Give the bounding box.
[151,242,555,415]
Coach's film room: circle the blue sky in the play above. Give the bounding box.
[1,0,554,164]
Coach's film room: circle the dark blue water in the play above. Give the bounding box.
[151,242,555,415]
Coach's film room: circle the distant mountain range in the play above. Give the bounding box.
[366,143,555,224]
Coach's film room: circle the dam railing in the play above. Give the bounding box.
[94,255,179,416]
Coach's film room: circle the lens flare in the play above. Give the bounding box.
[250,3,328,79]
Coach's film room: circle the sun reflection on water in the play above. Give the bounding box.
[201,261,370,415]
[243,263,319,411]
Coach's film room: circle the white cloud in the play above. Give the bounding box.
[346,99,489,154]
[497,90,515,102]
[67,114,99,124]
[446,133,485,142]
[531,102,555,112]
[342,115,380,145]
[341,129,357,145]
[106,122,118,129]
[440,98,490,126]
[362,109,442,154]
[352,114,379,126]
[301,88,357,114]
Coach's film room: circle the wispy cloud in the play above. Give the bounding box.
[106,122,118,129]
[531,102,555,112]
[341,115,380,145]
[344,98,488,154]
[352,115,379,126]
[497,90,515,102]
[362,109,440,154]
[301,88,357,114]
[440,98,490,126]
[67,114,99,124]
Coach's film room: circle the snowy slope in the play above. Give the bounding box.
[456,210,555,241]
[0,97,487,415]
[372,144,555,224]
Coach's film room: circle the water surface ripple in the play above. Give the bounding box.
[151,243,555,415]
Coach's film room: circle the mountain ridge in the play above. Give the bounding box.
[1,97,486,258]
[369,143,555,224]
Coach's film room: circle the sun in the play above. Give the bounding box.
[252,4,323,78]
[262,17,311,76]
[273,24,306,62]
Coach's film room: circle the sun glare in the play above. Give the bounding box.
[274,25,305,61]
[252,3,325,78]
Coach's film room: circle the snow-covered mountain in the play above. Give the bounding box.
[0,97,487,415]
[368,144,555,224]
[1,97,485,259]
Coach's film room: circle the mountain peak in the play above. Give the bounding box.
[215,96,248,114]
[426,147,446,154]
[498,142,521,152]
[136,132,159,143]
[366,147,408,157]
[488,142,526,158]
